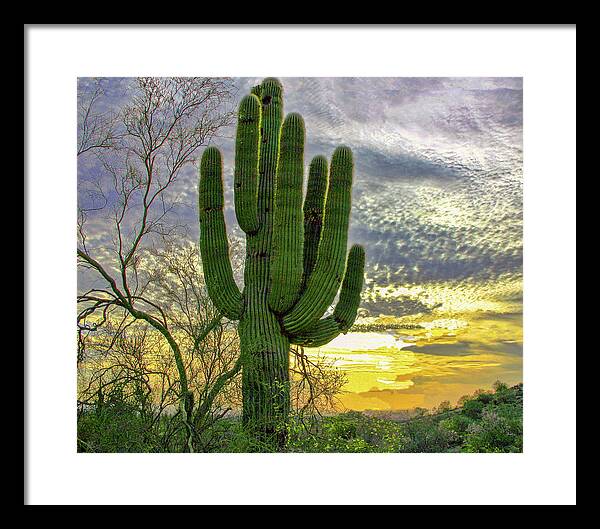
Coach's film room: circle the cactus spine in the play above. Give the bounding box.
[199,78,365,439]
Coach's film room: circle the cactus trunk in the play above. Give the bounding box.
[198,78,365,444]
[239,316,290,439]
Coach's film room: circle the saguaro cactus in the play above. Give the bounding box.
[198,78,365,439]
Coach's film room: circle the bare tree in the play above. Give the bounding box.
[77,278,241,452]
[77,77,237,452]
[290,346,347,428]
[77,78,121,156]
[142,240,244,425]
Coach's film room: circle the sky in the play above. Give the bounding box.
[78,77,523,411]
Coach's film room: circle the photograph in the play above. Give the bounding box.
[76,75,524,454]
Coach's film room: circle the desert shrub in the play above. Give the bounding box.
[434,400,453,414]
[490,382,514,405]
[326,412,360,440]
[401,416,461,453]
[197,417,279,453]
[493,380,509,393]
[462,398,485,419]
[439,413,473,437]
[401,382,523,453]
[78,379,523,453]
[78,403,158,453]
[286,412,405,453]
[462,405,522,453]
[476,392,494,405]
[413,407,429,417]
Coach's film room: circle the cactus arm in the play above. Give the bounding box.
[198,146,243,320]
[289,244,365,347]
[301,155,328,291]
[234,95,261,234]
[331,244,365,328]
[282,146,354,335]
[268,113,306,313]
[256,78,283,229]
[289,318,339,347]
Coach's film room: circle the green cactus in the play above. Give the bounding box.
[198,78,365,439]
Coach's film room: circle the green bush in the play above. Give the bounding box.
[439,413,473,436]
[78,381,523,453]
[493,380,509,393]
[403,382,522,453]
[476,392,494,405]
[462,398,485,419]
[401,416,461,453]
[78,403,157,453]
[286,412,405,453]
[462,404,522,453]
[197,418,280,453]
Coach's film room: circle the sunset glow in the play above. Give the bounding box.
[309,311,522,411]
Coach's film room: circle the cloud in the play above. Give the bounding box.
[78,77,523,319]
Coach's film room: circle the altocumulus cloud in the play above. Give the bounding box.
[78,77,523,319]
[229,78,523,318]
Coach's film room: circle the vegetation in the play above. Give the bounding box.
[76,78,521,454]
[198,77,364,441]
[77,78,240,452]
[290,381,523,453]
[78,381,522,453]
